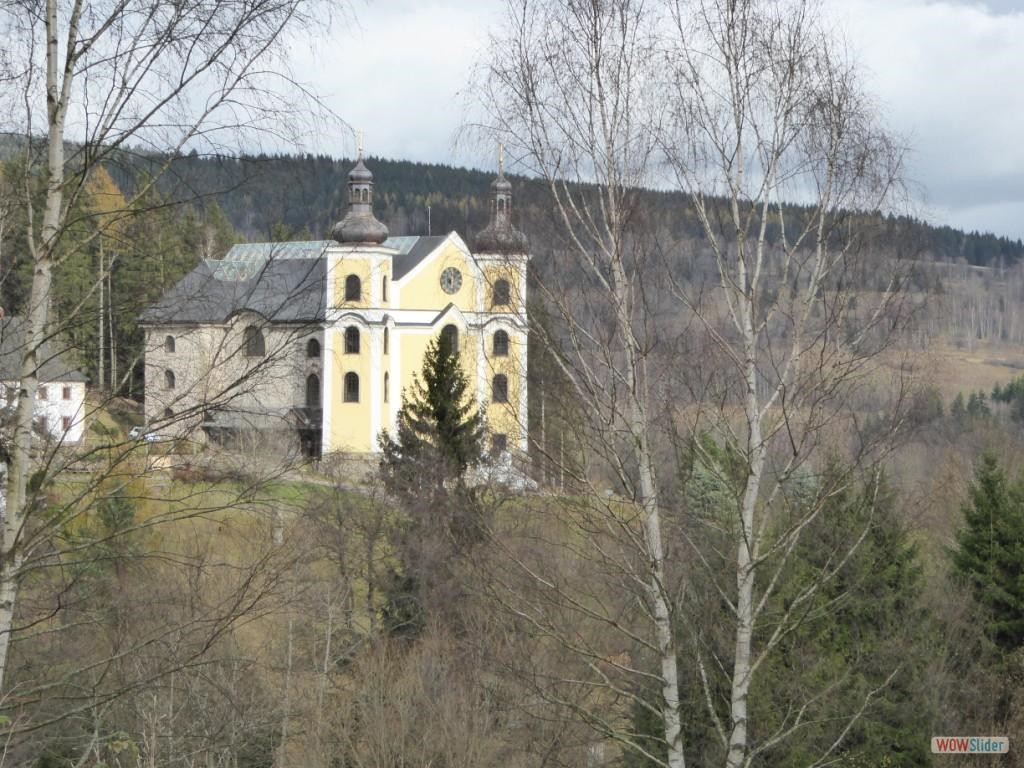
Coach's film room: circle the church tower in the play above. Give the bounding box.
[322,140,396,454]
[331,144,389,245]
[473,147,530,456]
[474,148,527,255]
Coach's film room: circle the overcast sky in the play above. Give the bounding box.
[293,0,1024,241]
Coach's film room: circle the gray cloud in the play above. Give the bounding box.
[829,0,1024,239]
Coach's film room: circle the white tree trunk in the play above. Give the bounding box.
[98,242,105,390]
[0,0,70,691]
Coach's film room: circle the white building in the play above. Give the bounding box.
[0,317,87,444]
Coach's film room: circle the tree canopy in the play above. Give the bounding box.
[954,453,1024,651]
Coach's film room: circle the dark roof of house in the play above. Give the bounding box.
[138,257,327,325]
[0,317,88,383]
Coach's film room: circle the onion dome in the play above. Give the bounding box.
[331,153,389,245]
[474,167,528,254]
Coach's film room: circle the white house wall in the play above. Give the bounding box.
[0,380,86,443]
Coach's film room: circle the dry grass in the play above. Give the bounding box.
[919,339,1024,400]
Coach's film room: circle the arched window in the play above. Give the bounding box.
[306,338,321,358]
[345,274,362,302]
[383,327,389,355]
[306,373,321,408]
[382,275,388,302]
[493,330,510,357]
[164,369,176,390]
[493,278,511,306]
[164,335,175,353]
[361,188,369,203]
[498,198,506,212]
[244,325,265,357]
[345,326,360,354]
[384,372,390,403]
[441,324,458,353]
[344,372,360,403]
[492,373,508,404]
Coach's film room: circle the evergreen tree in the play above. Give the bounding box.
[951,392,967,424]
[377,334,484,637]
[967,391,992,420]
[954,453,1024,651]
[625,461,932,767]
[379,334,484,491]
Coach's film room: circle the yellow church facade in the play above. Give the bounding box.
[323,232,529,454]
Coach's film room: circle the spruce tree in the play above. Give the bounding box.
[379,334,484,492]
[625,466,933,767]
[377,334,484,637]
[967,391,992,420]
[951,392,967,424]
[954,453,1024,650]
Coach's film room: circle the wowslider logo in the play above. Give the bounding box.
[932,737,1009,754]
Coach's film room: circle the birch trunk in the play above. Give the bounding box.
[639,445,685,767]
[725,337,764,768]
[98,242,105,390]
[0,0,73,691]
[108,266,117,389]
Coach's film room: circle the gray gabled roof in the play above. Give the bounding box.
[0,317,88,383]
[138,257,327,326]
[139,235,451,327]
[392,236,447,280]
[210,241,332,281]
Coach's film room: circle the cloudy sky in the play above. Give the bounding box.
[294,0,1024,241]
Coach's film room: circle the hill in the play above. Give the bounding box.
[118,151,1024,268]
[3,144,1024,399]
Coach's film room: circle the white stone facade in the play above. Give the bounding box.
[143,317,324,442]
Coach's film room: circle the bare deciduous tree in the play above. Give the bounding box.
[0,0,351,739]
[474,1,688,765]
[663,1,908,764]
[473,0,911,766]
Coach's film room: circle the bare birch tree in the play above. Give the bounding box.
[0,0,352,735]
[473,0,911,765]
[661,1,908,765]
[473,2,689,765]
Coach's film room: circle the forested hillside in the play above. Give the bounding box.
[3,146,1023,397]
[121,151,1024,268]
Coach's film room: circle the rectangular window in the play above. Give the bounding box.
[492,433,508,455]
[492,374,509,404]
[39,386,48,401]
[61,416,72,432]
[62,385,71,401]
[39,416,48,433]
[344,372,360,403]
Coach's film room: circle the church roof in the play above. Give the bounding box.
[139,235,451,326]
[391,235,447,279]
[138,258,327,325]
[0,316,88,383]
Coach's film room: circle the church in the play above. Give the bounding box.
[139,154,530,458]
